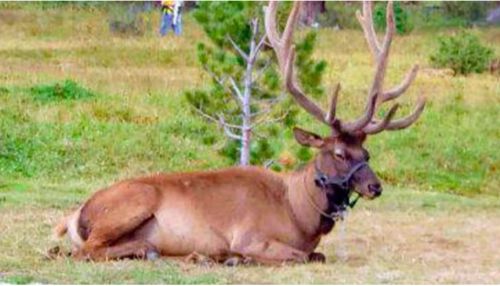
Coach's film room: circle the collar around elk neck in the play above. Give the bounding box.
[314,160,368,192]
[312,160,368,219]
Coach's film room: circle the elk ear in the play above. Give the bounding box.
[293,127,324,148]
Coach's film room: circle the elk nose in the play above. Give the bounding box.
[368,183,382,197]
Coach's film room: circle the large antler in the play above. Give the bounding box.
[265,1,328,124]
[356,1,426,133]
[264,1,426,135]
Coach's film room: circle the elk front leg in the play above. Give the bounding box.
[234,239,308,265]
[73,240,159,261]
[183,251,216,267]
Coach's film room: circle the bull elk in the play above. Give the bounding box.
[53,1,425,265]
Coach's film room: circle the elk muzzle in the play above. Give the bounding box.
[352,164,382,199]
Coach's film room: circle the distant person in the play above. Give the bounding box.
[160,0,183,36]
[173,0,183,35]
[159,0,174,36]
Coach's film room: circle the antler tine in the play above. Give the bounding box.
[361,1,425,133]
[340,90,379,132]
[284,48,328,123]
[281,1,301,61]
[265,1,301,71]
[326,83,341,124]
[340,1,395,133]
[264,1,283,63]
[385,96,426,130]
[363,103,399,134]
[356,1,381,59]
[379,65,419,104]
[265,1,329,125]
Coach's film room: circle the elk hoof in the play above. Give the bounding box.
[45,246,69,260]
[308,252,326,263]
[243,256,255,265]
[72,251,91,261]
[146,249,160,261]
[223,256,241,267]
[184,252,215,267]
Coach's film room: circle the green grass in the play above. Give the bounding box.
[0,3,499,284]
[1,81,497,194]
[30,79,97,102]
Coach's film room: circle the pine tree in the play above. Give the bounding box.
[185,2,326,166]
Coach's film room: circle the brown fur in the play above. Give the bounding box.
[56,166,320,263]
[55,127,381,265]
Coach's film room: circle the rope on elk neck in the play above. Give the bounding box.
[303,174,341,220]
[303,160,367,221]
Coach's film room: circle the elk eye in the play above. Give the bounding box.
[334,149,345,161]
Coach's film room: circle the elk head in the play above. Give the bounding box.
[265,1,426,200]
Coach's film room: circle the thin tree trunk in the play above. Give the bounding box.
[240,71,251,165]
[239,18,264,166]
[240,24,257,166]
[199,19,268,166]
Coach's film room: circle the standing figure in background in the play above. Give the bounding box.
[160,0,183,36]
[173,0,183,35]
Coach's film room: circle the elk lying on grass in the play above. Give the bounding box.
[53,1,425,265]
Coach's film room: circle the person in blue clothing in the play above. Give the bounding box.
[159,0,183,36]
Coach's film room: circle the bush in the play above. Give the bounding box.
[374,2,413,35]
[430,31,494,75]
[30,79,96,102]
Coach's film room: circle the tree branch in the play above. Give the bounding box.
[247,18,260,63]
[254,32,267,56]
[218,114,243,140]
[251,110,289,128]
[252,59,272,84]
[227,35,249,62]
[192,106,243,130]
[229,76,244,103]
[202,65,243,107]
[202,65,226,87]
[192,107,243,140]
[250,92,287,118]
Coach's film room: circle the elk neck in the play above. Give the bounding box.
[284,162,330,238]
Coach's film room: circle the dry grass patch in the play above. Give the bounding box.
[1,189,499,284]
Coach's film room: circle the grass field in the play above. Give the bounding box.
[0,4,499,284]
